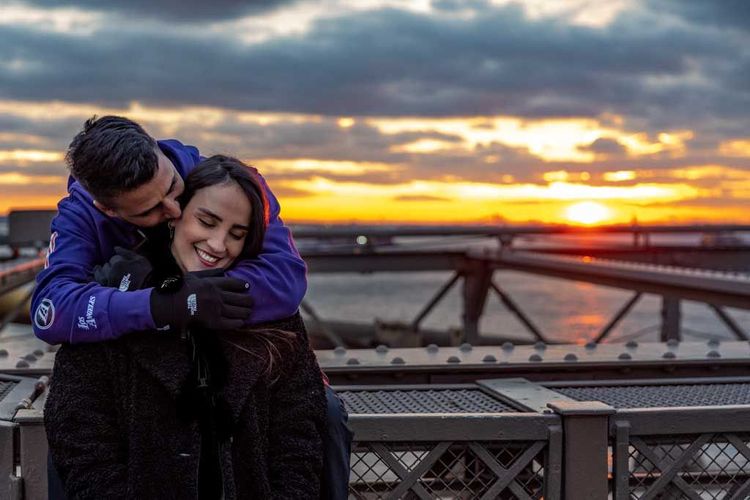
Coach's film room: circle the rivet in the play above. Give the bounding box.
[529,354,543,362]
[459,343,473,352]
[707,339,720,348]
[618,353,632,360]
[447,356,461,363]
[426,344,439,353]
[662,351,676,359]
[534,342,547,351]
[16,360,29,368]
[346,358,360,365]
[482,355,497,363]
[666,339,679,348]
[564,353,578,362]
[23,354,36,362]
[502,342,514,351]
[33,349,44,357]
[391,357,405,365]
[334,346,347,356]
[0,349,7,357]
[585,342,597,350]
[625,340,638,349]
[707,350,721,358]
[375,345,389,354]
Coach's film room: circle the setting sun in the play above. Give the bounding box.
[564,201,613,225]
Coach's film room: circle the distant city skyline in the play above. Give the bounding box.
[1,0,748,224]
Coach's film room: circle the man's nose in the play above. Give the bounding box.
[163,198,181,219]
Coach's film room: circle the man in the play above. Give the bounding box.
[35,115,351,499]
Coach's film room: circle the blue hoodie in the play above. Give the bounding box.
[31,140,307,344]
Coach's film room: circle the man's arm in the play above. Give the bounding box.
[226,172,307,323]
[31,198,155,344]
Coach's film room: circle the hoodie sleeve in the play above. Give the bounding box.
[226,172,308,323]
[30,197,156,345]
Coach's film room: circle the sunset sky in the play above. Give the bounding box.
[1,0,748,225]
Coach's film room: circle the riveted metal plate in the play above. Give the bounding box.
[340,387,518,414]
[554,382,750,409]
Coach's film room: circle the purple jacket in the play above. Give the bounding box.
[31,140,307,344]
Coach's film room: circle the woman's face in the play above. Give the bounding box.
[171,181,251,272]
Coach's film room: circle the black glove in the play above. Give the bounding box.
[150,271,253,332]
[93,246,153,291]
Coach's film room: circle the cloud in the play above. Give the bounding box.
[392,194,451,202]
[579,138,627,156]
[649,0,750,32]
[17,0,298,22]
[0,0,745,138]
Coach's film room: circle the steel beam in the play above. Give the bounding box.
[660,296,681,341]
[485,251,750,310]
[462,261,492,345]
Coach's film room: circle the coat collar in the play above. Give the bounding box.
[125,331,264,422]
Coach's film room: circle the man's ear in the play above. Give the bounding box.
[93,199,119,218]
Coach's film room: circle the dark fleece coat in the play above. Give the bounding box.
[44,314,327,499]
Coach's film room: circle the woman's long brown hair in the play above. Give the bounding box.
[181,156,297,378]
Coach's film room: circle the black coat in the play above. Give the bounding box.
[45,314,327,499]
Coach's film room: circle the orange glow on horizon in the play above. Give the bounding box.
[564,201,614,225]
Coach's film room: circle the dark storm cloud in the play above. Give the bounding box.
[20,0,298,22]
[0,114,82,148]
[0,0,743,132]
[649,0,750,32]
[579,138,627,156]
[0,162,67,177]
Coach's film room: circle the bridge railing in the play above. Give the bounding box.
[340,384,562,499]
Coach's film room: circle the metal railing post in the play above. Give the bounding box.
[14,407,48,500]
[547,400,615,499]
[660,296,681,341]
[461,259,492,344]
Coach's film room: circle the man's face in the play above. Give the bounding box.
[98,148,185,228]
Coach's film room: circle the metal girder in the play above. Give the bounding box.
[484,251,750,310]
[304,250,467,273]
[593,292,642,343]
[490,281,547,343]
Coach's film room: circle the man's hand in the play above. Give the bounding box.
[150,271,253,332]
[93,247,153,290]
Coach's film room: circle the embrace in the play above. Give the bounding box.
[33,116,352,499]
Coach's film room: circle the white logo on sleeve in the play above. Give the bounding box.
[77,295,98,330]
[44,231,58,269]
[34,299,55,330]
[119,273,132,291]
[187,294,197,316]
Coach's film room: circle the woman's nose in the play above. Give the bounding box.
[206,234,227,254]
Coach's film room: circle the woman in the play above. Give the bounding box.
[45,155,327,499]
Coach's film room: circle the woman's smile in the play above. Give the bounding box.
[195,246,221,267]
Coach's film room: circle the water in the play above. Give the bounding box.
[306,270,750,344]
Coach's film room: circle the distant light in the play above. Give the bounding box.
[356,235,368,245]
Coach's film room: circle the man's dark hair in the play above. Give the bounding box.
[66,115,158,202]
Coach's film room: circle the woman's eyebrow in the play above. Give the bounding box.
[197,207,249,230]
[197,207,221,220]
